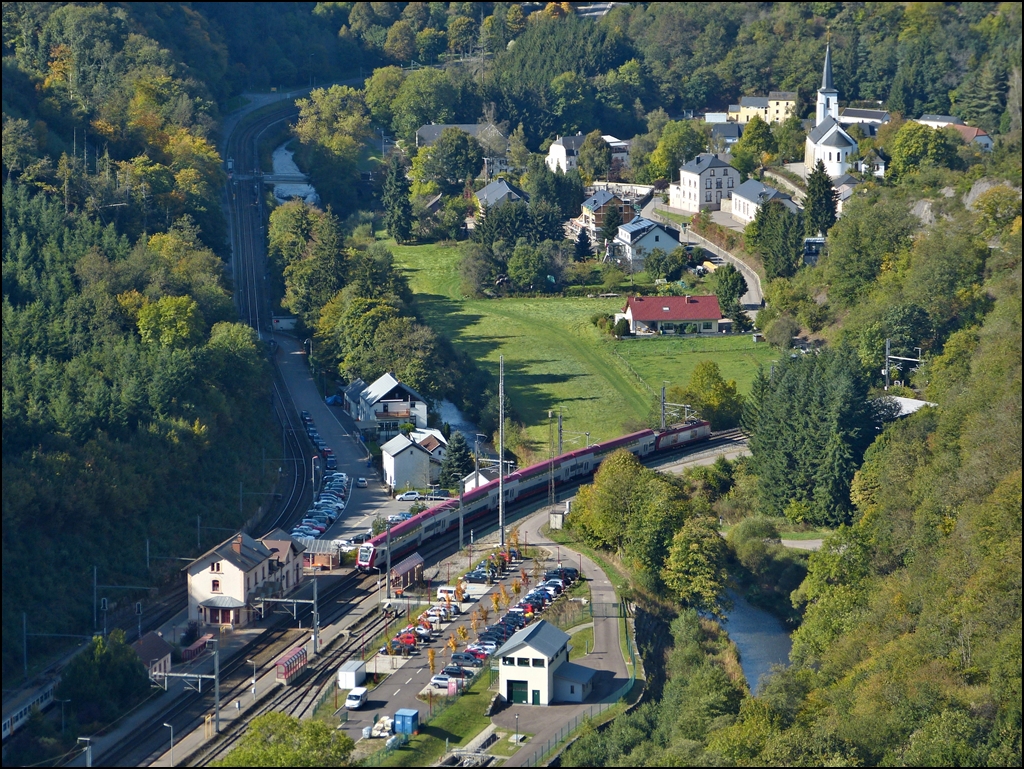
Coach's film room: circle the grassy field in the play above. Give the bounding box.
[569,626,595,660]
[388,239,777,446]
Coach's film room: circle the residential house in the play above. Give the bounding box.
[916,114,964,130]
[854,148,887,179]
[260,528,307,595]
[736,96,769,124]
[344,373,429,442]
[833,173,864,216]
[731,179,799,225]
[617,295,722,335]
[381,433,438,492]
[804,43,858,179]
[613,216,680,272]
[132,631,174,681]
[409,428,448,462]
[668,153,735,213]
[768,91,798,123]
[416,123,509,178]
[546,133,631,175]
[475,179,529,212]
[545,133,587,173]
[948,123,994,151]
[497,620,596,705]
[576,190,628,242]
[840,107,891,125]
[185,531,302,628]
[710,122,743,153]
[704,112,729,123]
[461,466,501,492]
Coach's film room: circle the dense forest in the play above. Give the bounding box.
[3,3,1021,767]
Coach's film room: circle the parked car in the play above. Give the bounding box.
[350,532,371,544]
[325,457,338,470]
[355,477,368,488]
[325,472,348,483]
[451,653,483,668]
[430,675,450,689]
[300,410,312,423]
[464,570,490,584]
[395,491,421,501]
[443,665,471,678]
[467,641,497,654]
[463,647,490,660]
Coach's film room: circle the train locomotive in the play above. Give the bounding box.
[356,420,711,571]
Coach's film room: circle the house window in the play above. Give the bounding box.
[710,169,715,176]
[517,657,530,667]
[703,322,712,330]
[728,178,734,188]
[654,235,659,242]
[533,658,545,668]
[716,180,722,189]
[502,657,514,666]
[211,562,221,572]
[571,685,576,694]
[705,178,711,189]
[723,168,728,176]
[705,192,711,202]
[212,579,221,593]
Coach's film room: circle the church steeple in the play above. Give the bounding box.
[816,39,839,125]
[821,41,834,90]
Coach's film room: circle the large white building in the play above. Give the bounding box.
[344,373,429,442]
[804,43,858,179]
[497,620,596,705]
[731,179,799,225]
[613,216,680,272]
[668,153,736,213]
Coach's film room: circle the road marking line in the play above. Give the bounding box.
[393,688,400,695]
[406,677,413,684]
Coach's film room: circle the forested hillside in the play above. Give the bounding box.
[1,3,280,679]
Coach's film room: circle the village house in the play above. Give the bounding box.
[475,179,529,211]
[381,432,440,492]
[344,373,429,442]
[613,216,680,272]
[839,106,891,126]
[132,631,174,681]
[416,122,509,178]
[574,189,629,242]
[948,123,994,151]
[731,179,799,225]
[185,531,304,629]
[617,295,722,335]
[915,114,964,130]
[710,122,743,153]
[546,133,632,175]
[832,172,864,215]
[497,620,596,705]
[668,153,735,213]
[461,466,501,492]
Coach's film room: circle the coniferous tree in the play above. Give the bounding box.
[382,152,413,243]
[599,203,623,246]
[574,227,592,260]
[804,159,838,237]
[746,199,803,279]
[440,430,474,488]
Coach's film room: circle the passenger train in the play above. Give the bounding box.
[356,420,712,571]
[2,677,58,742]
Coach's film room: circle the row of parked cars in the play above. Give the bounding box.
[290,471,350,539]
[463,549,521,584]
[428,567,580,691]
[301,410,338,471]
[379,602,461,657]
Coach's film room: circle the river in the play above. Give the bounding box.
[721,590,792,694]
[271,143,319,206]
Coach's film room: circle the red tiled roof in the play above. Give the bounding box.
[948,124,989,143]
[625,295,722,322]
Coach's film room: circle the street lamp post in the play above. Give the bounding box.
[163,723,175,767]
[247,658,257,702]
[515,713,519,746]
[55,698,70,734]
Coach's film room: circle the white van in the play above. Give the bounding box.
[344,686,368,710]
[436,585,459,603]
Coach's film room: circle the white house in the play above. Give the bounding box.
[804,43,858,179]
[668,153,735,212]
[840,107,891,125]
[185,531,303,629]
[613,216,679,272]
[731,179,799,225]
[461,466,500,492]
[602,134,632,169]
[545,133,587,173]
[618,295,722,335]
[344,373,429,442]
[948,124,995,152]
[475,179,529,211]
[497,620,596,705]
[381,433,437,492]
[916,114,964,130]
[409,428,448,462]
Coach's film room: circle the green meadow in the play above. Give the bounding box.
[388,240,777,446]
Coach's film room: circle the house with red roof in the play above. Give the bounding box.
[618,295,722,335]
[948,123,994,152]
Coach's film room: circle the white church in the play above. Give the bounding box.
[804,44,858,179]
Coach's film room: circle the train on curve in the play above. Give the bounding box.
[356,420,711,572]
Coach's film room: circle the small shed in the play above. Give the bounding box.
[300,538,341,570]
[394,708,420,735]
[390,552,424,593]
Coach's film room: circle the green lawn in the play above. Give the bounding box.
[375,673,494,766]
[569,626,595,660]
[388,239,777,446]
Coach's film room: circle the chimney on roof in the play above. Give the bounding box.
[233,533,243,554]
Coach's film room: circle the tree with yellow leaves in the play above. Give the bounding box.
[454,583,465,603]
[480,607,490,625]
[499,583,510,607]
[491,593,501,615]
[428,648,436,674]
[447,634,458,653]
[520,567,530,586]
[457,625,469,642]
[512,579,522,599]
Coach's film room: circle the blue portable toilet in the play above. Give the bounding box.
[394,708,420,735]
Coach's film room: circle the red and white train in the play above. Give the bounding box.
[356,420,711,571]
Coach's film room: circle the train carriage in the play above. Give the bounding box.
[355,421,711,572]
[275,647,308,685]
